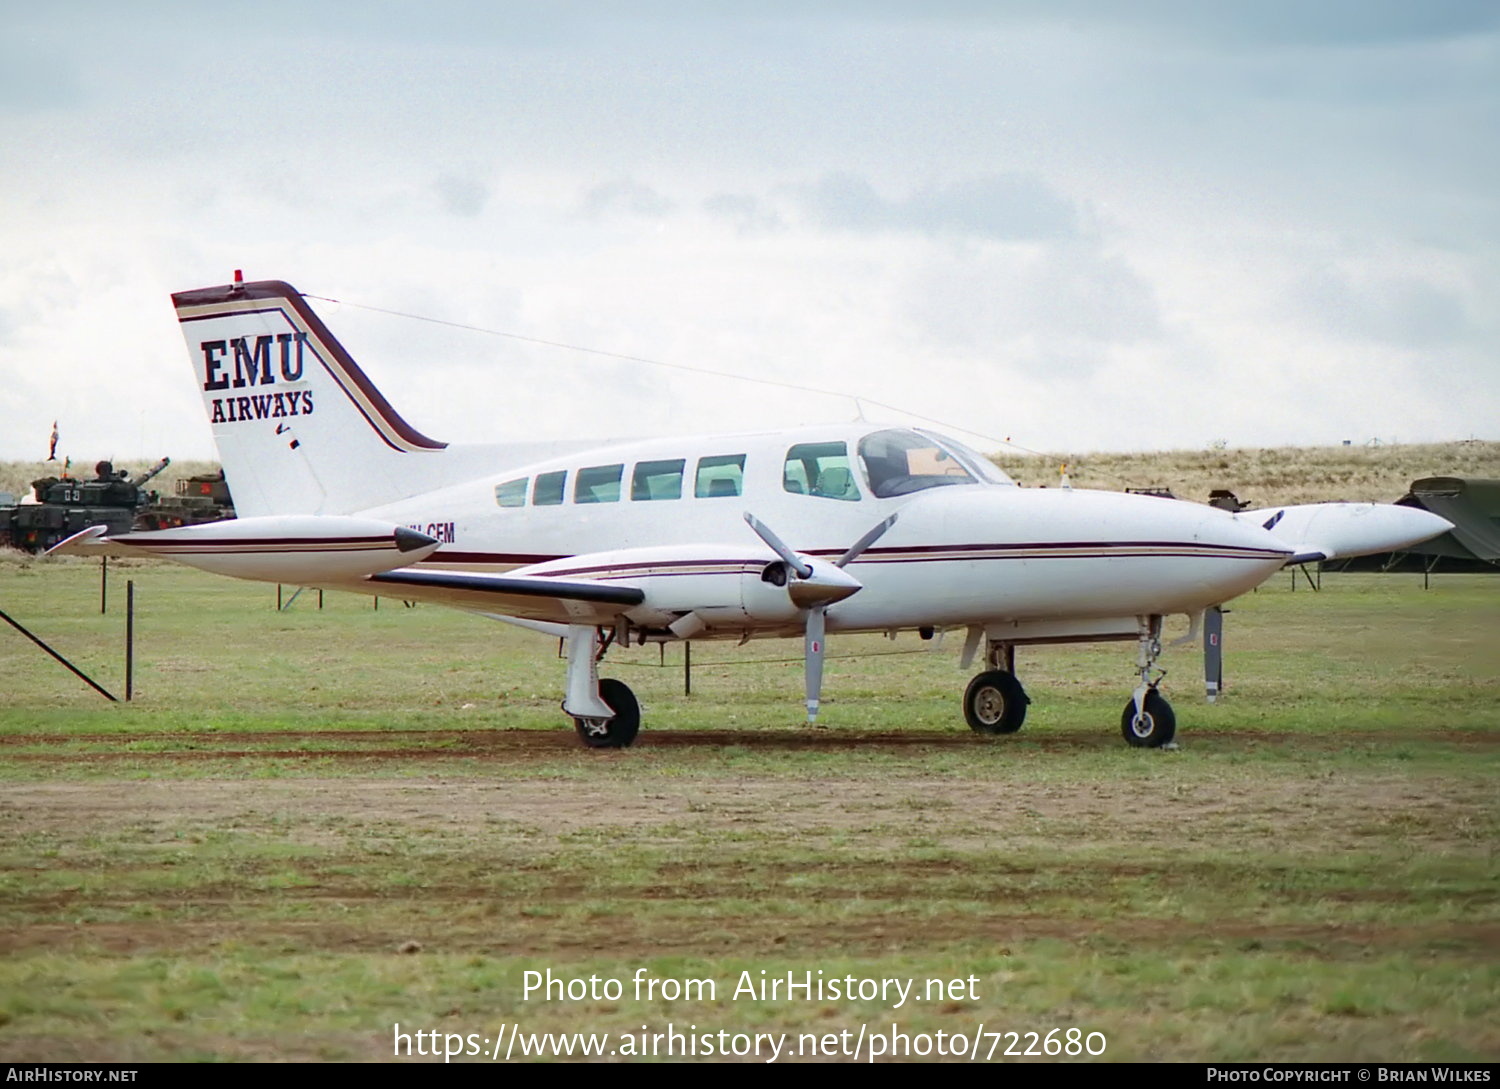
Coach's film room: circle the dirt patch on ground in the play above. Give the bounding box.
[3,727,1498,754]
[6,915,1496,960]
[2,764,1490,851]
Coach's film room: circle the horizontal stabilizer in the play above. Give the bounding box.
[48,516,440,582]
[45,524,116,557]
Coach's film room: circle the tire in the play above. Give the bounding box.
[1121,689,1176,748]
[574,678,641,749]
[963,670,1028,734]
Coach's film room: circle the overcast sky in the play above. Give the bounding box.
[2,2,1496,464]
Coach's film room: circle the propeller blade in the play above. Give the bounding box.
[1204,604,1224,704]
[835,513,899,568]
[745,512,890,725]
[805,604,826,723]
[743,512,813,579]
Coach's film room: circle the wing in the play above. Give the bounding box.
[367,568,644,625]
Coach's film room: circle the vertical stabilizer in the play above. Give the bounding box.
[172,279,448,518]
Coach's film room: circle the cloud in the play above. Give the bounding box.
[998,0,1500,48]
[0,38,81,110]
[900,241,1165,374]
[794,173,1080,240]
[0,5,1495,458]
[581,179,677,219]
[1288,267,1473,348]
[432,175,491,219]
[703,193,785,234]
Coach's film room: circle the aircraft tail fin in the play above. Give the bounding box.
[172,277,449,519]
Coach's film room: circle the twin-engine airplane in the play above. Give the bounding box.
[52,275,1451,748]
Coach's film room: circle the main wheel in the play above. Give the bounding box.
[574,678,641,749]
[963,670,1029,734]
[1121,689,1175,748]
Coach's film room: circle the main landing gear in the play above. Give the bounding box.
[961,617,1177,748]
[563,624,640,749]
[963,641,1029,735]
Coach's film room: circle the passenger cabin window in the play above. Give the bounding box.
[533,470,567,507]
[575,464,623,504]
[784,442,860,501]
[695,454,746,498]
[858,429,976,498]
[632,459,685,501]
[494,478,528,508]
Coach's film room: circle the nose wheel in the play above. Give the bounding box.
[1121,688,1175,748]
[1122,614,1176,748]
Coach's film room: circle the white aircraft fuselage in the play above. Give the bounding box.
[359,425,1292,638]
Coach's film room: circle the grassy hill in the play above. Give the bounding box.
[3,440,1497,510]
[996,440,1500,506]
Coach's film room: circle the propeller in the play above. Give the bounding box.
[744,511,898,722]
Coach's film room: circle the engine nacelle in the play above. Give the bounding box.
[1241,503,1453,562]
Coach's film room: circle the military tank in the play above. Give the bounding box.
[0,457,170,553]
[137,470,236,530]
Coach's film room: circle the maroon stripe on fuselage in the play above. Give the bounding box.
[805,540,1290,559]
[414,541,1288,572]
[122,535,394,550]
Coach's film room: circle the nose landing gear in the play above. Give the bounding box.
[1122,615,1175,748]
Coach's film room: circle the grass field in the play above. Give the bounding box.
[0,558,1496,1062]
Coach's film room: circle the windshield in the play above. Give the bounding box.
[858,429,982,498]
[914,429,1015,485]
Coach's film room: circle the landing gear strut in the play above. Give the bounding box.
[563,624,640,749]
[1121,615,1175,748]
[963,640,1029,735]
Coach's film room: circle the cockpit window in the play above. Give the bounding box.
[858,429,978,498]
[913,429,1014,485]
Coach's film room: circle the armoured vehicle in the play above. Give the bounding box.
[0,458,170,553]
[137,470,236,530]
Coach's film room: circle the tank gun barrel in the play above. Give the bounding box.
[131,457,171,487]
